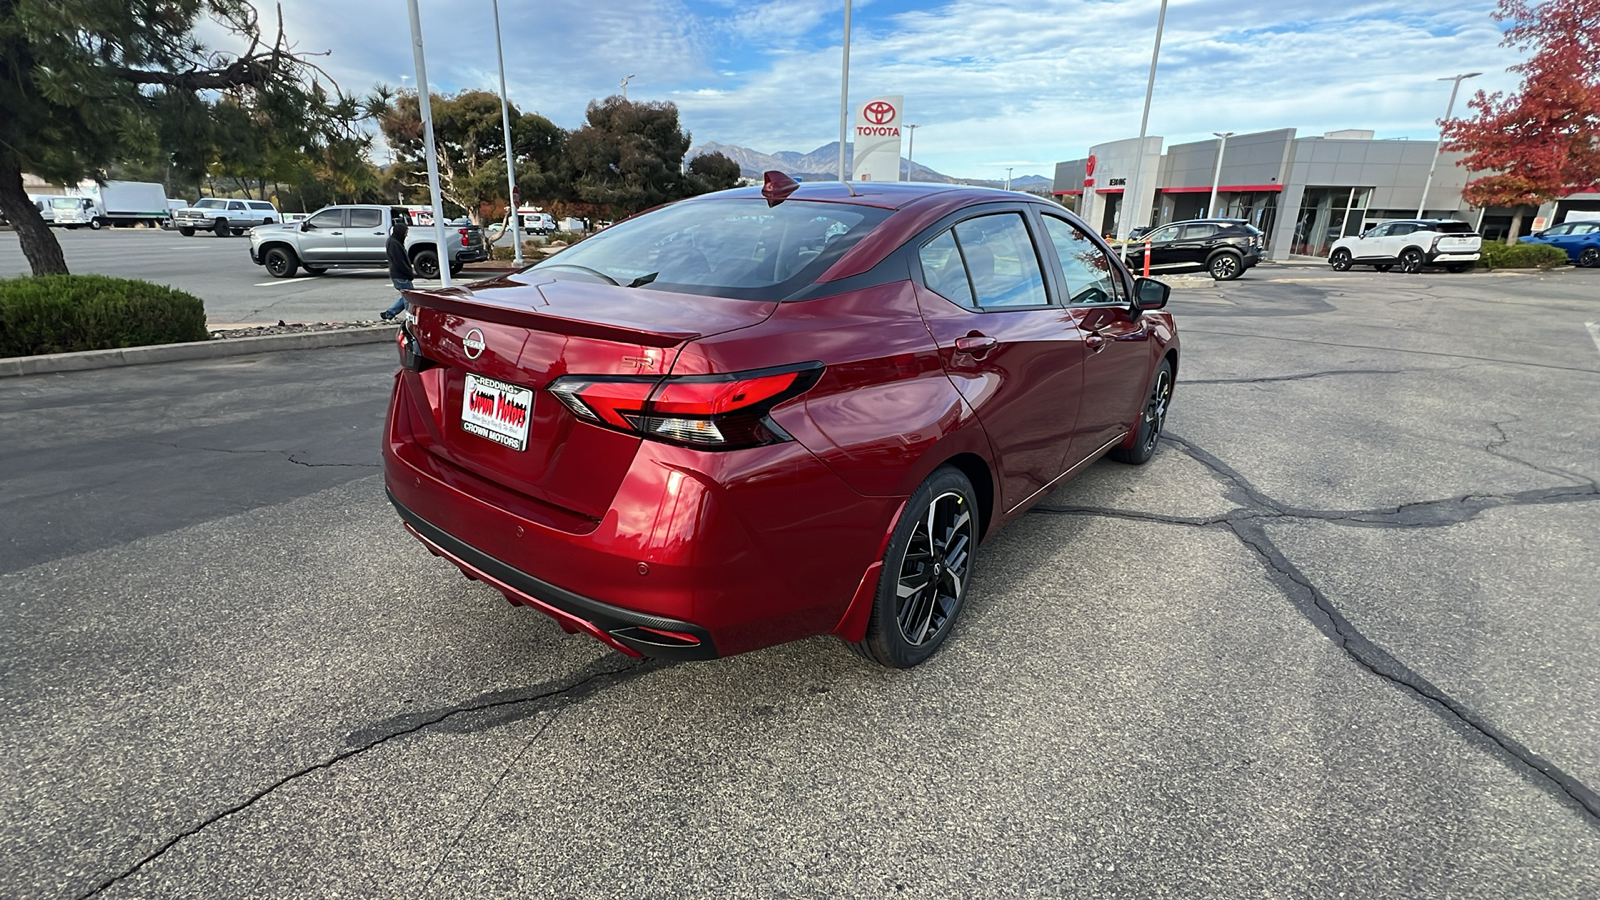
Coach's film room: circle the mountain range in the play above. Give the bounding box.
[689,141,1052,193]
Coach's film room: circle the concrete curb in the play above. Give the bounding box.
[0,325,397,378]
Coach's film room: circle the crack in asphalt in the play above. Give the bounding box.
[78,658,657,899]
[1030,431,1600,826]
[135,440,378,469]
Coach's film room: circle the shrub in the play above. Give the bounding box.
[0,275,209,358]
[1477,240,1570,269]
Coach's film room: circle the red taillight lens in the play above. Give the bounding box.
[547,363,822,450]
[459,228,470,246]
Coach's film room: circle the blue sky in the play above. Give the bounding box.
[266,0,1524,179]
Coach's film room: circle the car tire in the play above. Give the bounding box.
[178,227,195,237]
[88,218,103,231]
[1208,251,1243,280]
[213,218,230,238]
[1399,248,1424,274]
[1444,263,1472,273]
[412,248,441,280]
[1579,247,1599,268]
[301,265,326,276]
[1110,358,1174,466]
[1329,249,1353,271]
[263,246,299,279]
[851,465,978,669]
[231,228,245,236]
[1374,264,1393,272]
[449,260,465,277]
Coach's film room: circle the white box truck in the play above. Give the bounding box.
[50,181,171,229]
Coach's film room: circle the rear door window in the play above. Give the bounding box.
[950,214,1050,309]
[349,208,383,228]
[918,230,975,307]
[1181,223,1219,240]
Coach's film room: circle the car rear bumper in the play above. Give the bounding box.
[1428,251,1481,263]
[382,370,892,660]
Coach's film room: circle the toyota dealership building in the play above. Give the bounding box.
[1051,127,1600,261]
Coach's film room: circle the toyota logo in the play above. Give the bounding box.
[463,328,486,359]
[863,101,896,125]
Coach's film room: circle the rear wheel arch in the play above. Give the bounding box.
[940,452,994,541]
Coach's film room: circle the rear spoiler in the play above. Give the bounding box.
[403,285,700,349]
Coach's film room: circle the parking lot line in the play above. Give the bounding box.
[254,279,314,286]
[1587,322,1600,356]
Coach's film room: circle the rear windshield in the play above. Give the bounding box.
[1433,221,1473,234]
[528,199,894,301]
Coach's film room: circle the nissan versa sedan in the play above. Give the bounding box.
[384,174,1178,668]
[1520,221,1600,267]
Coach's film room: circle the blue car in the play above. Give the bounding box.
[1521,220,1600,267]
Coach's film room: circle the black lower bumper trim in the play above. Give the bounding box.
[387,487,719,661]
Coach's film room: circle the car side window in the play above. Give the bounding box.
[1042,216,1120,306]
[306,208,344,229]
[349,208,382,228]
[1391,223,1417,236]
[1143,225,1180,244]
[918,230,975,307]
[950,214,1050,309]
[228,201,246,211]
[1576,224,1600,234]
[1182,223,1219,240]
[1364,225,1388,238]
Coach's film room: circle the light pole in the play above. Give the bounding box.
[1207,131,1234,218]
[1005,167,1013,191]
[620,73,636,100]
[491,0,523,266]
[905,123,918,178]
[1417,72,1479,218]
[1120,0,1169,262]
[406,0,452,288]
[837,0,852,181]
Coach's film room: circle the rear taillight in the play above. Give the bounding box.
[459,228,470,246]
[547,363,823,450]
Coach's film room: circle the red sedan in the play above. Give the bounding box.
[384,174,1178,668]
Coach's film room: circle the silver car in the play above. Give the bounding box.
[248,205,488,279]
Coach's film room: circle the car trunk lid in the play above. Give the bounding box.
[402,277,777,520]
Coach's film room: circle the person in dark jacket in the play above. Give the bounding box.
[380,216,414,321]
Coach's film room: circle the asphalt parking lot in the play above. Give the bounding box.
[0,227,459,326]
[2,264,1598,897]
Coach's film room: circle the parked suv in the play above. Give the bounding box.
[1119,218,1263,280]
[173,198,281,237]
[1328,219,1482,273]
[248,204,488,279]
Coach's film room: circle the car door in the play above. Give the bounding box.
[913,209,1088,512]
[1351,223,1391,259]
[1037,212,1155,464]
[345,207,388,263]
[1172,222,1221,267]
[1377,222,1418,259]
[1125,223,1181,273]
[296,207,347,263]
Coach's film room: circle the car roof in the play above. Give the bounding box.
[706,180,1031,211]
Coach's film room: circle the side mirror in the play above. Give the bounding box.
[1134,277,1170,311]
[300,221,312,232]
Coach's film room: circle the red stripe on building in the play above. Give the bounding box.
[1159,184,1283,193]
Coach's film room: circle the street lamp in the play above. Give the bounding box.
[837,0,852,181]
[1207,131,1234,218]
[1005,166,1014,191]
[491,0,523,266]
[905,123,918,177]
[620,73,636,100]
[1120,0,1169,262]
[1417,72,1480,218]
[405,0,452,288]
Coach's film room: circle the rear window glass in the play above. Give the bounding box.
[1433,221,1473,234]
[527,199,893,301]
[248,202,275,211]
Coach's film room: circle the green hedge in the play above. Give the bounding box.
[1477,240,1571,270]
[0,275,209,358]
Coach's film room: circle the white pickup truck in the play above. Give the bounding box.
[172,198,282,237]
[1328,219,1482,273]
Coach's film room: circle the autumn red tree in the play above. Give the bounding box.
[1441,0,1600,241]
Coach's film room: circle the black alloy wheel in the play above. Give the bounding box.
[852,466,978,668]
[213,218,230,238]
[1209,252,1243,280]
[1579,247,1599,268]
[1399,248,1425,274]
[1374,263,1393,272]
[263,246,298,279]
[1111,358,1174,465]
[412,249,441,280]
[1330,249,1352,271]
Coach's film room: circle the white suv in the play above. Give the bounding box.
[172,199,281,237]
[1329,219,1482,273]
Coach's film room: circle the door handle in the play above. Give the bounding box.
[955,334,997,357]
[1085,333,1106,352]
[330,231,343,235]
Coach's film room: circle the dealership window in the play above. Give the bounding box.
[1291,187,1372,257]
